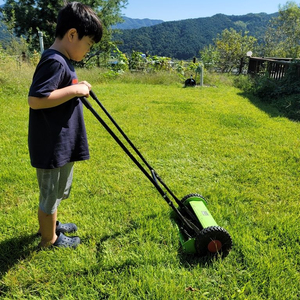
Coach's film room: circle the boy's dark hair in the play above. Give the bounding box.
[55,2,103,43]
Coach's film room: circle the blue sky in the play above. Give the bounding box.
[121,0,288,21]
[0,0,289,21]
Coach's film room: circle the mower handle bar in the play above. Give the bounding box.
[89,90,152,171]
[88,90,182,204]
[81,92,202,236]
[82,93,178,202]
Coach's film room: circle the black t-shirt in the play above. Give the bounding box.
[28,49,89,169]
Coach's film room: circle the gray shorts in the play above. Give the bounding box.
[37,162,74,214]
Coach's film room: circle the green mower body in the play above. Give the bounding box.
[174,194,232,258]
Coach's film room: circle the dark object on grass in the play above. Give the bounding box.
[185,75,196,87]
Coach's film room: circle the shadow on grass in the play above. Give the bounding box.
[0,234,38,291]
[238,91,283,119]
[238,91,300,122]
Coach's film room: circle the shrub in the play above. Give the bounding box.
[233,74,255,93]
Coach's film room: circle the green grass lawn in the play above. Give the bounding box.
[0,65,299,299]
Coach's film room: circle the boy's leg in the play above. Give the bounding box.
[38,208,57,247]
[37,163,79,248]
[38,207,80,248]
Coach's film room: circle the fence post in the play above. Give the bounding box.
[195,63,204,86]
[38,31,44,54]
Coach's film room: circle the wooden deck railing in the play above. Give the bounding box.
[247,57,300,80]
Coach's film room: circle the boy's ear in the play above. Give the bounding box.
[67,28,78,42]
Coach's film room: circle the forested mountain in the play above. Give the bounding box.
[0,22,8,42]
[113,13,278,60]
[0,8,277,60]
[0,5,10,43]
[113,16,164,29]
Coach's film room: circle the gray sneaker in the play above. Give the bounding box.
[53,232,80,249]
[56,221,78,234]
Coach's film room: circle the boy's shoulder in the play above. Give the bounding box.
[29,49,76,97]
[40,49,71,66]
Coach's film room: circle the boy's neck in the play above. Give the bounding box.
[50,38,70,60]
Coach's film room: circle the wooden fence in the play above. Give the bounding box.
[247,57,300,80]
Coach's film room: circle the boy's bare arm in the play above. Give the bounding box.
[28,81,91,110]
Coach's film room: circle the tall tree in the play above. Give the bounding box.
[264,1,300,58]
[199,44,220,71]
[1,0,128,55]
[214,28,257,73]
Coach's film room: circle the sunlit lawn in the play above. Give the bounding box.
[0,64,299,299]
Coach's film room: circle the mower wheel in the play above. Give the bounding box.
[181,193,208,205]
[195,226,232,258]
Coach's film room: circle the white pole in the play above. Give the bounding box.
[200,65,203,86]
[196,63,204,86]
[38,31,44,53]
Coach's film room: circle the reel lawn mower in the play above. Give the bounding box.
[81,91,232,259]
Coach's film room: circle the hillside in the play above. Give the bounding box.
[0,5,10,44]
[0,10,277,60]
[0,22,10,44]
[113,16,164,29]
[113,13,277,60]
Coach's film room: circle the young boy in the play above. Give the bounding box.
[28,2,103,248]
